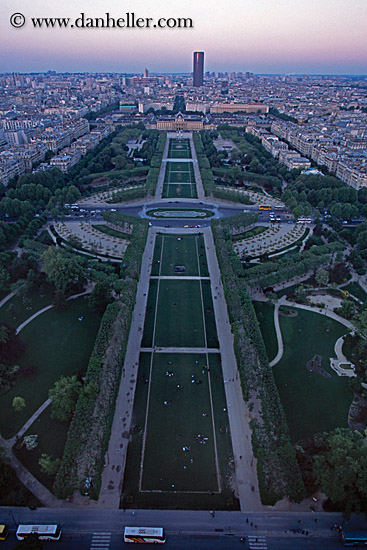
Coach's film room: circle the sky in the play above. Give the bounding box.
[0,0,366,75]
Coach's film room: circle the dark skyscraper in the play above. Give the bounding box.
[193,51,204,87]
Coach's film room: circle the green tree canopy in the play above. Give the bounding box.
[41,248,86,295]
[313,428,367,517]
[49,375,81,422]
[12,396,26,412]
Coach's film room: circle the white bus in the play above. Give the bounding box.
[16,524,61,541]
[123,527,166,544]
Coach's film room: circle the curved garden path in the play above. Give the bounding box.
[269,304,283,367]
[15,286,93,334]
[16,305,54,334]
[0,291,16,309]
[259,295,355,368]
[0,398,59,507]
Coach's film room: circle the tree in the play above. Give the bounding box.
[313,428,367,517]
[330,202,342,219]
[38,454,61,476]
[88,281,113,314]
[22,435,38,450]
[0,325,9,344]
[292,205,304,219]
[294,285,307,302]
[12,396,26,413]
[41,248,86,296]
[336,299,355,319]
[355,307,367,340]
[49,375,81,422]
[230,165,243,182]
[315,267,329,287]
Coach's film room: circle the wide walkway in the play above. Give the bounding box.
[203,227,262,511]
[98,227,156,508]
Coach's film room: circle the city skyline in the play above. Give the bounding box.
[0,0,366,75]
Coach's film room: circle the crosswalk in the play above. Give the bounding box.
[248,535,267,550]
[90,532,111,550]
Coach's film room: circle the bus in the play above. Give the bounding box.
[297,216,312,224]
[259,205,271,211]
[273,205,288,213]
[16,525,61,541]
[123,527,166,544]
[0,525,8,540]
[342,530,367,546]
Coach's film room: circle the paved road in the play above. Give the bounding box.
[0,507,359,549]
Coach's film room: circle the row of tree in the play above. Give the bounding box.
[212,215,306,504]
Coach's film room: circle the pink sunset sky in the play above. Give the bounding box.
[0,0,366,74]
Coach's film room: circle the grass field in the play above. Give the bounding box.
[167,139,192,159]
[343,282,367,303]
[142,279,218,348]
[163,161,197,199]
[253,301,278,363]
[151,234,208,277]
[13,407,71,492]
[273,308,352,442]
[91,224,131,240]
[0,298,102,439]
[121,352,238,509]
[143,234,216,348]
[232,226,267,241]
[164,162,195,183]
[146,208,214,219]
[141,352,219,492]
[162,184,198,199]
[0,286,56,330]
[121,231,236,509]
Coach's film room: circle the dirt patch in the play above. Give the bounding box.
[306,354,331,379]
[279,309,298,317]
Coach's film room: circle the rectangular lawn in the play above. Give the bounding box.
[141,353,218,492]
[154,280,205,348]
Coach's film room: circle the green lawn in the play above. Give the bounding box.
[164,162,195,184]
[201,281,219,348]
[0,286,55,331]
[91,224,130,240]
[162,183,198,199]
[121,352,238,510]
[273,308,352,442]
[141,353,218,492]
[143,235,215,348]
[343,282,367,303]
[146,208,214,219]
[168,140,192,159]
[232,226,267,241]
[13,407,71,493]
[141,281,158,347]
[154,280,205,347]
[253,301,278,362]
[158,234,206,277]
[0,297,102,438]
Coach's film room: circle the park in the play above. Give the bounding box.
[1,129,367,523]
